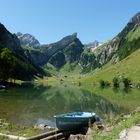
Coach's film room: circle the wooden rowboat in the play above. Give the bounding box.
[54,112,96,130]
[0,85,6,89]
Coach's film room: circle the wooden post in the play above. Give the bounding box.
[41,131,73,140]
[26,130,78,140]
[40,132,64,140]
[26,130,61,140]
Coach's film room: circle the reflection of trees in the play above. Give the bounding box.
[0,85,51,126]
[65,89,124,117]
[39,87,124,119]
[0,85,125,126]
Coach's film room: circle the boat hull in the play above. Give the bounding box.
[55,112,96,130]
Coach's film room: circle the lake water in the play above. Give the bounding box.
[0,83,140,127]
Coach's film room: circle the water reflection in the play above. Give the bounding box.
[0,84,124,126]
[112,87,132,94]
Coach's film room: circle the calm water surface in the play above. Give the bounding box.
[0,84,140,127]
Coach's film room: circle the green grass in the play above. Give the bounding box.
[0,136,8,140]
[81,48,140,85]
[59,62,81,74]
[0,119,41,138]
[117,25,140,59]
[126,25,140,41]
[43,62,81,77]
[91,110,140,140]
[43,63,59,75]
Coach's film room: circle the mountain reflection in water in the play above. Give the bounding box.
[0,84,129,126]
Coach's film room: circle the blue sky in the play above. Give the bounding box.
[0,0,140,44]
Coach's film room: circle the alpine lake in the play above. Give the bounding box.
[0,81,140,128]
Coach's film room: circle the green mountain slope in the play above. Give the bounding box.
[118,24,140,59]
[83,48,140,84]
[0,23,45,81]
[92,12,140,67]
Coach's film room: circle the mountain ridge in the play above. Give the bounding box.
[19,12,140,74]
[92,12,140,66]
[1,11,140,80]
[16,32,40,48]
[23,33,84,67]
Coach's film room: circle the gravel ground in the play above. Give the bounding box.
[119,124,140,140]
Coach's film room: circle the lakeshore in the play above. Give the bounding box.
[0,78,140,139]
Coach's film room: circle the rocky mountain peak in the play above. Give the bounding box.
[0,23,21,53]
[118,12,140,39]
[16,32,40,48]
[72,32,77,38]
[84,40,103,52]
[129,12,140,25]
[85,40,102,47]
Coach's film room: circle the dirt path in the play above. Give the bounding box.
[120,124,140,140]
[0,133,26,140]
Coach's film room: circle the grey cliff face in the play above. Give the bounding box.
[24,49,46,65]
[16,32,40,48]
[43,33,80,60]
[49,51,66,68]
[0,23,22,53]
[45,33,83,66]
[97,38,119,64]
[129,12,140,26]
[27,33,84,66]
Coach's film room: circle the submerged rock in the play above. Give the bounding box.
[68,134,88,140]
[34,119,55,130]
[34,123,55,130]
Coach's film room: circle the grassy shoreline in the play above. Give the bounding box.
[0,119,42,139]
[90,107,140,140]
[1,109,140,140]
[0,48,140,139]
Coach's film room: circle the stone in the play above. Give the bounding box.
[68,134,88,140]
[119,126,140,140]
[119,129,127,139]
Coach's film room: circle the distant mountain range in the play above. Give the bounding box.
[23,33,84,67]
[84,40,103,52]
[0,12,140,80]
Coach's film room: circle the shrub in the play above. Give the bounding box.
[99,80,105,87]
[99,79,110,87]
[112,77,119,87]
[112,76,132,88]
[136,83,140,89]
[122,77,132,88]
[78,82,81,86]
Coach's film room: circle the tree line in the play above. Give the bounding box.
[99,76,132,88]
[0,48,36,82]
